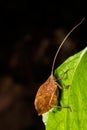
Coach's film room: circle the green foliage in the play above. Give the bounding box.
[42,47,87,130]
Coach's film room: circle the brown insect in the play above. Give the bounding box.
[34,18,85,116]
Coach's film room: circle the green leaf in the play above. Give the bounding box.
[42,47,87,130]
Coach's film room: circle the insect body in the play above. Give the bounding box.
[34,75,58,115]
[34,18,85,116]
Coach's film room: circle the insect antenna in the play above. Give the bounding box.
[51,17,85,75]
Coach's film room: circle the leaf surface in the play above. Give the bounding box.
[43,47,87,130]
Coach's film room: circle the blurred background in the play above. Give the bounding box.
[0,1,87,130]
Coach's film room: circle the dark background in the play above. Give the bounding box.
[0,1,87,130]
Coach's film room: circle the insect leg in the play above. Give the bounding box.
[55,82,63,89]
[57,68,69,81]
[53,105,72,112]
[49,86,58,106]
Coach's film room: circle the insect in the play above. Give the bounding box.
[34,18,85,116]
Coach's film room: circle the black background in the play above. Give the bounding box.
[0,1,87,130]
